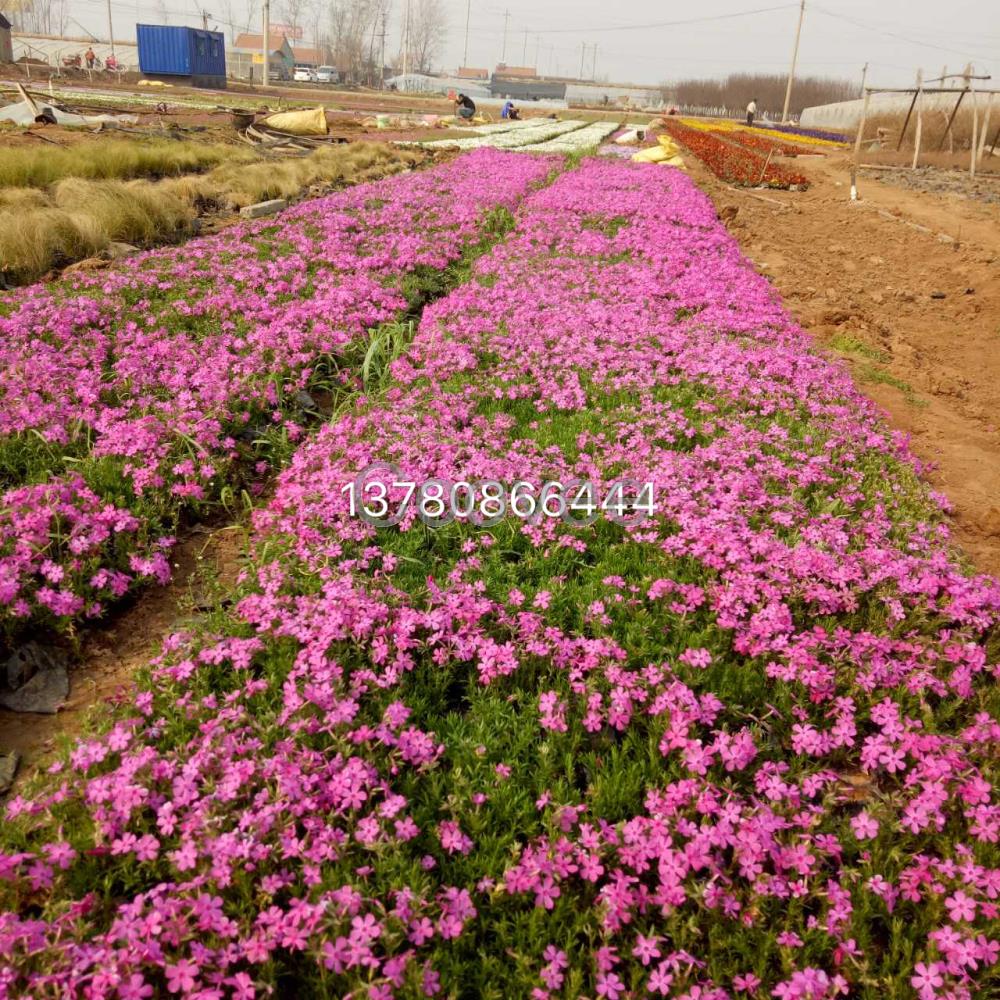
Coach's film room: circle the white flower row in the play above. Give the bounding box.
[517,120,620,154]
[457,119,553,136]
[418,120,590,151]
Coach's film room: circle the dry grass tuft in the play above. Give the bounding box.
[0,142,423,285]
[162,142,424,209]
[0,209,108,281]
[0,140,253,189]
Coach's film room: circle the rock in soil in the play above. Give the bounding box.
[0,752,20,794]
[0,660,69,714]
[5,641,65,691]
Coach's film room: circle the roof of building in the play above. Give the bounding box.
[494,64,536,79]
[233,32,291,51]
[291,46,322,64]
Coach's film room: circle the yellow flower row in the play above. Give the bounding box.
[677,117,847,148]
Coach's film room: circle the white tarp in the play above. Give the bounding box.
[0,96,138,127]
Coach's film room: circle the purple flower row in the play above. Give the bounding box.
[0,149,556,631]
[1,158,997,998]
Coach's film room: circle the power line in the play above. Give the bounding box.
[521,3,799,36]
[811,4,999,62]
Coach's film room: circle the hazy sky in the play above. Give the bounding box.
[76,0,998,89]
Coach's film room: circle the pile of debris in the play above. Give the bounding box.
[0,83,138,127]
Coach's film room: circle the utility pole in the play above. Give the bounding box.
[402,0,411,83]
[591,42,597,81]
[535,35,540,70]
[106,0,116,55]
[262,0,269,86]
[859,60,867,98]
[579,41,585,79]
[463,0,470,68]
[522,28,527,66]
[781,0,805,123]
[380,13,387,89]
[501,9,510,63]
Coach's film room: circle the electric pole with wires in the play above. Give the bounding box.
[781,0,806,122]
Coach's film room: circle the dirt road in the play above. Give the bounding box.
[691,151,1000,574]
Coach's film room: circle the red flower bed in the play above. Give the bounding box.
[660,120,809,190]
[713,128,821,159]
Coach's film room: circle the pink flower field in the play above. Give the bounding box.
[0,153,997,999]
[0,149,553,634]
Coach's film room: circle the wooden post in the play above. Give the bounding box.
[970,78,978,178]
[978,94,993,162]
[851,87,871,201]
[896,69,921,151]
[939,90,966,151]
[912,70,924,169]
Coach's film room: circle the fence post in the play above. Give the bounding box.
[970,79,978,178]
[912,70,924,170]
[978,94,993,163]
[850,87,871,201]
[896,70,921,151]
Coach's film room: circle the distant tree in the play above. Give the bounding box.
[664,72,856,118]
[219,0,257,43]
[321,0,387,83]
[407,0,445,75]
[11,0,70,35]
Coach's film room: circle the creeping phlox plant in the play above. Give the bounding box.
[1,159,998,1000]
[0,148,555,635]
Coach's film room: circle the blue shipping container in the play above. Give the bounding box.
[137,24,226,80]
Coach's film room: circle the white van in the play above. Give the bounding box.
[315,66,338,84]
[293,65,316,83]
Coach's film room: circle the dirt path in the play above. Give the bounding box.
[0,525,245,784]
[690,151,1000,574]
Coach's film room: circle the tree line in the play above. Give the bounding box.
[217,0,446,83]
[662,72,860,118]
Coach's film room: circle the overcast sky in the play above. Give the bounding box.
[76,0,998,89]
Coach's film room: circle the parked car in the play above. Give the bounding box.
[293,65,316,82]
[315,65,339,84]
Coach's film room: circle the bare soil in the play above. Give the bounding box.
[688,151,1000,574]
[861,165,1000,206]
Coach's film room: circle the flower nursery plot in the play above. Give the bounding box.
[2,157,997,1000]
[0,148,555,636]
[418,120,596,151]
[661,119,809,189]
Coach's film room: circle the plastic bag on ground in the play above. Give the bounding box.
[264,107,328,135]
[631,140,685,168]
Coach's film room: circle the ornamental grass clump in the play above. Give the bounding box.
[1,158,996,998]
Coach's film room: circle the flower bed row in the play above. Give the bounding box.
[419,120,590,150]
[764,121,850,144]
[710,127,822,159]
[680,117,845,149]
[522,121,620,154]
[0,147,557,635]
[660,120,809,188]
[2,158,997,998]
